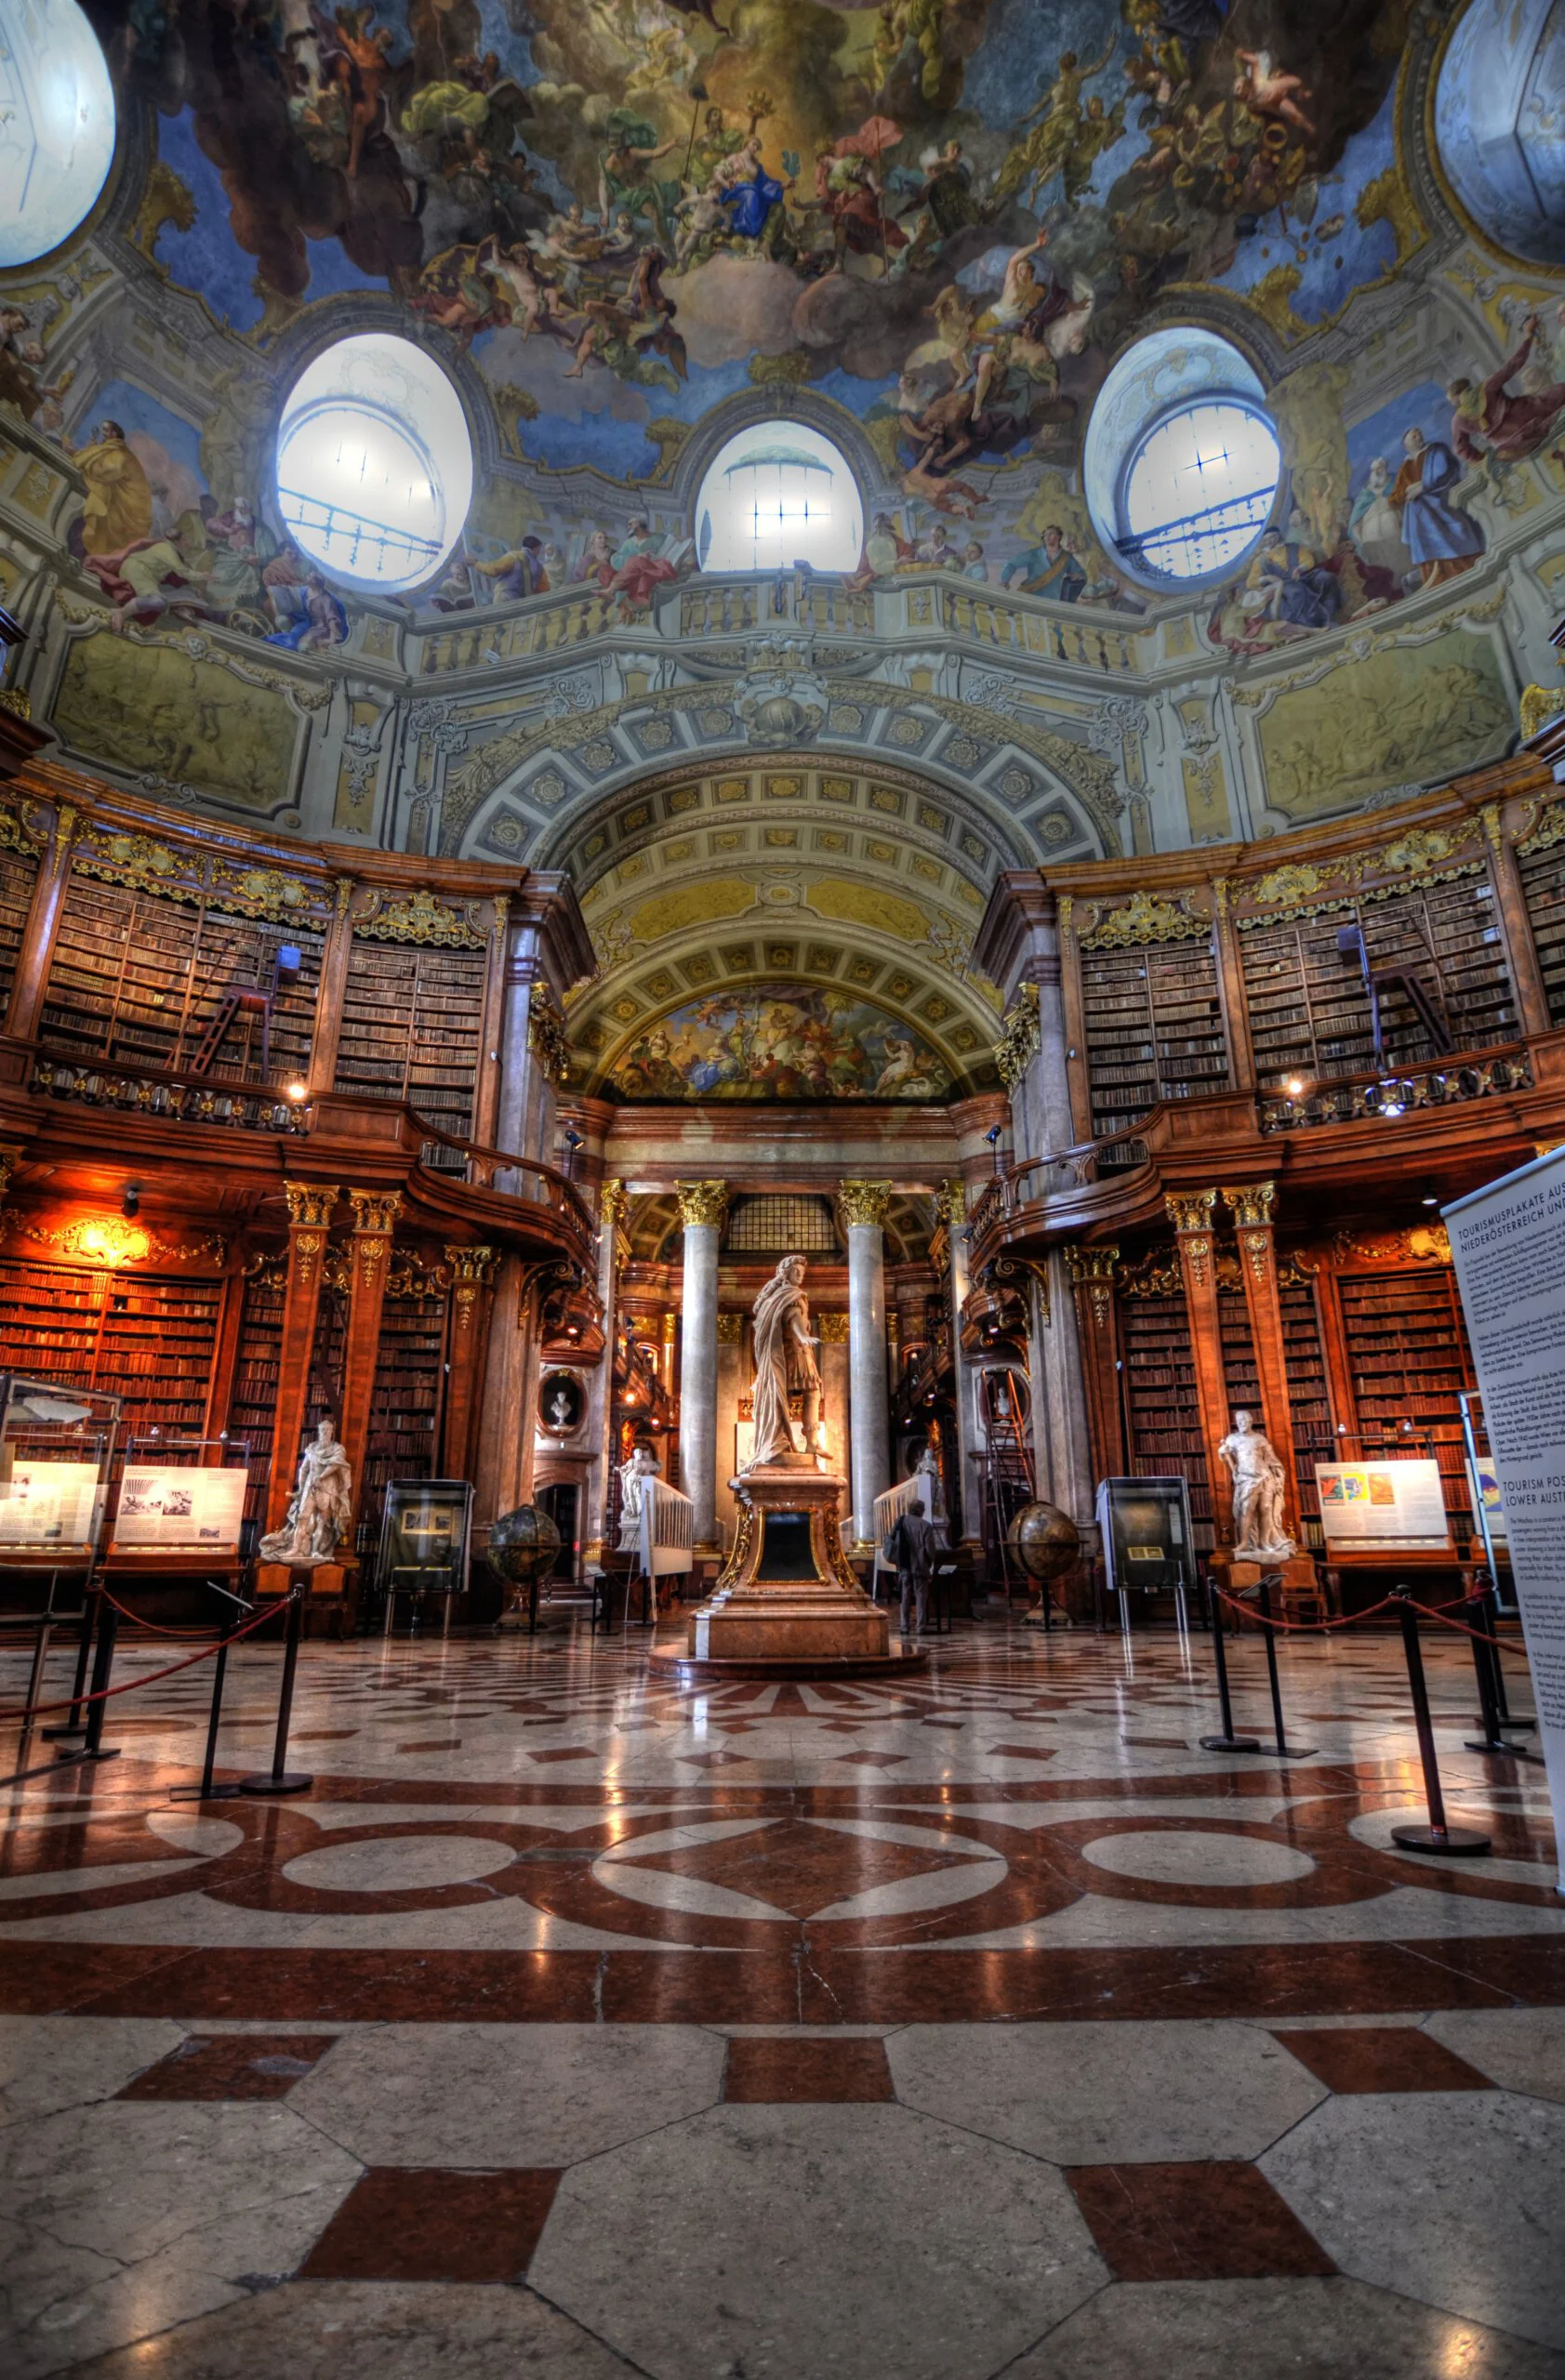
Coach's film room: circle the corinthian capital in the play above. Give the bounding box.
[285,1183,339,1230]
[1164,1188,1218,1236]
[674,1179,729,1231]
[1220,1182,1277,1231]
[837,1178,893,1231]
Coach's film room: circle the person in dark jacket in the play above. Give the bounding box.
[890,1499,937,1639]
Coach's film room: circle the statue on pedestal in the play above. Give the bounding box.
[1218,1408,1295,1562]
[745,1255,822,1470]
[259,1415,352,1567]
[617,1442,660,1549]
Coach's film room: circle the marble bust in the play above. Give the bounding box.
[1218,1409,1296,1562]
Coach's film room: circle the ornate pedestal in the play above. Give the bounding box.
[652,1460,922,1678]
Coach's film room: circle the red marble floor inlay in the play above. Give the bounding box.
[1270,2025,1496,2094]
[1067,2161,1336,2282]
[300,2167,561,2282]
[116,2031,337,2099]
[723,2036,895,2103]
[623,1816,989,1919]
[990,1742,1059,1762]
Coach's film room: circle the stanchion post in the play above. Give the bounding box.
[1463,1584,1540,1759]
[239,1581,313,1798]
[42,1582,98,1741]
[1254,1574,1317,1760]
[79,1598,122,1764]
[1200,1574,1261,1752]
[1389,1591,1491,1856]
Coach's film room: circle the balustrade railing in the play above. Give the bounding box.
[31,1053,307,1133]
[1257,1046,1532,1131]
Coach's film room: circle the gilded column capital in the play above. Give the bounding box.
[1220,1182,1277,1231]
[444,1242,497,1285]
[935,1177,966,1224]
[674,1179,729,1231]
[284,1183,339,1230]
[1067,1241,1119,1327]
[599,1176,628,1230]
[661,1310,678,1344]
[837,1178,893,1230]
[1164,1188,1218,1236]
[348,1189,404,1236]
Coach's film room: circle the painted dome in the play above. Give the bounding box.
[1435,0,1565,266]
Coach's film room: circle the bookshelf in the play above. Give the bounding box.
[39,876,323,1082]
[227,1268,285,1476]
[1240,879,1516,1091]
[1517,838,1565,1025]
[1079,938,1228,1147]
[1334,1269,1477,1540]
[1118,1285,1214,1546]
[0,844,39,1016]
[335,941,488,1142]
[363,1290,447,1534]
[0,1258,220,1443]
[1280,1278,1333,1547]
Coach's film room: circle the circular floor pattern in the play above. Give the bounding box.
[281,1834,517,1893]
[1080,1829,1317,1888]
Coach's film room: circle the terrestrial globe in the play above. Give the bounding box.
[1007,1501,1081,1583]
[487,1505,562,1587]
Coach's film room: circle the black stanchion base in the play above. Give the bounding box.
[1390,1822,1492,1857]
[1464,1736,1546,1764]
[168,1781,245,1801]
[1199,1733,1263,1752]
[67,1746,120,1765]
[40,1722,87,1740]
[1473,1712,1534,1732]
[1253,1741,1319,1759]
[238,1771,313,1797]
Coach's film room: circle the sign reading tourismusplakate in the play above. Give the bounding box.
[1445,1154,1565,1893]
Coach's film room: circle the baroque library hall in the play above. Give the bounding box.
[2,2,1565,2373]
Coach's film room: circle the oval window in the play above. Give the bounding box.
[274,333,473,593]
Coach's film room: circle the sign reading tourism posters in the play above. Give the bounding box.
[1446,1152,1565,1895]
[113,1466,247,1553]
[1312,1459,1450,1551]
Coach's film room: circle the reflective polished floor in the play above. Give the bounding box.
[1,1608,1562,2379]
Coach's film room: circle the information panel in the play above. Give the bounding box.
[113,1467,247,1553]
[1445,1153,1565,1893]
[1312,1459,1451,1551]
[0,1461,105,1551]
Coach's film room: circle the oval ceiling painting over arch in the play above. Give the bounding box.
[604,983,949,1103]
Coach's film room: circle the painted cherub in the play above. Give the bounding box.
[1232,49,1316,139]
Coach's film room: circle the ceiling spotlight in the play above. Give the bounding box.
[1422,1197,1438,1207]
[285,1079,309,1103]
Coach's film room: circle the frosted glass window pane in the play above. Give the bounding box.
[696,421,863,574]
[1122,401,1280,581]
[0,0,116,267]
[275,333,472,593]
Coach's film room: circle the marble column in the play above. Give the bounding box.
[675,1181,728,1553]
[939,1178,983,1547]
[838,1179,893,1547]
[583,1178,626,1567]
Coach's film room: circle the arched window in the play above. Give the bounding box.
[696,419,865,575]
[1121,400,1282,582]
[1083,327,1280,592]
[274,334,473,593]
[0,0,115,269]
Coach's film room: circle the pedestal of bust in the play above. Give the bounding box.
[654,1458,917,1675]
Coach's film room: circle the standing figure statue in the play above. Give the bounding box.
[746,1255,822,1470]
[617,1442,660,1549]
[1218,1408,1295,1561]
[259,1415,353,1567]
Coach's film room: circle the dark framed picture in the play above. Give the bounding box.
[539,1370,585,1435]
[379,1479,473,1593]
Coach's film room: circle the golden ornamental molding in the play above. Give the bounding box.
[1516,795,1565,857]
[284,1183,339,1230]
[1221,1183,1277,1231]
[1080,888,1210,950]
[355,884,485,948]
[994,984,1041,1091]
[1521,683,1565,741]
[1067,1241,1119,1326]
[599,1177,628,1231]
[1333,1222,1452,1267]
[935,1178,966,1225]
[817,1311,851,1342]
[527,985,572,1087]
[1165,1189,1218,1236]
[444,1242,497,1285]
[348,1190,404,1237]
[715,1310,743,1342]
[673,1180,729,1231]
[3,1213,226,1267]
[836,1179,894,1231]
[0,801,48,854]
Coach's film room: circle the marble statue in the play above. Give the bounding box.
[617,1442,660,1549]
[746,1254,822,1470]
[1218,1409,1296,1562]
[259,1415,352,1567]
[550,1388,575,1429]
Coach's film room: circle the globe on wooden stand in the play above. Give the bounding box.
[1008,1501,1081,1620]
[488,1505,562,1625]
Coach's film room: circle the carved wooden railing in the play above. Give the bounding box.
[1255,1043,1532,1130]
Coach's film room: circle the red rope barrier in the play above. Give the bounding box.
[96,1582,245,1638]
[1207,1580,1532,1661]
[0,1598,283,1724]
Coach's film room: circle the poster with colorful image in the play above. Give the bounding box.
[113,1468,247,1553]
[1312,1461,1450,1550]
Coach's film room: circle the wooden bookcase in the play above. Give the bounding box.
[1118,1285,1214,1546]
[39,876,323,1082]
[0,1258,221,1443]
[335,940,489,1143]
[1333,1268,1478,1540]
[363,1290,448,1527]
[0,844,39,1017]
[1280,1278,1334,1548]
[1516,836,1565,1025]
[1078,937,1229,1148]
[1238,878,1516,1091]
[227,1267,286,1477]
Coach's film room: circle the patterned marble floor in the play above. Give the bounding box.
[1,1610,1561,2378]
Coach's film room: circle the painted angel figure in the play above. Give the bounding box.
[745,1256,822,1470]
[259,1416,353,1567]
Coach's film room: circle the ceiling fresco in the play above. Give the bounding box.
[89,0,1415,497]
